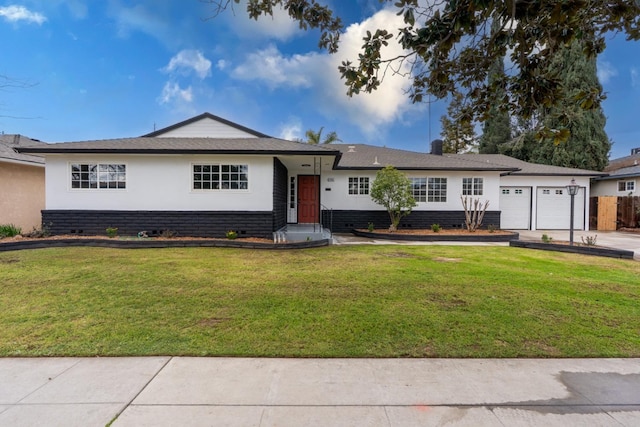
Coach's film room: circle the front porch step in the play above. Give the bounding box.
[274,224,331,243]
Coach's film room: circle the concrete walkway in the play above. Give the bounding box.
[1,357,639,426]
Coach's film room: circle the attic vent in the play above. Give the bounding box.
[373,156,380,165]
[347,145,356,152]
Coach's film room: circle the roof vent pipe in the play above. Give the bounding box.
[430,139,443,156]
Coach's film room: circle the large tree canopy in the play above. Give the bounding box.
[207,0,639,133]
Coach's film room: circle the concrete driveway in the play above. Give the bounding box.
[517,230,640,260]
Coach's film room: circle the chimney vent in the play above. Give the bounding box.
[430,139,443,156]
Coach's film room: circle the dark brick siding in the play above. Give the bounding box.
[325,210,501,233]
[42,210,274,238]
[272,158,288,231]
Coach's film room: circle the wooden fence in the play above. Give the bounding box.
[590,196,640,230]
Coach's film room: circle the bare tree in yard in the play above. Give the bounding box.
[204,0,640,143]
[461,196,489,232]
[370,166,416,232]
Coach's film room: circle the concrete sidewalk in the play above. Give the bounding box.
[1,357,639,426]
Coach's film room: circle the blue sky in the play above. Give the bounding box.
[1,1,639,159]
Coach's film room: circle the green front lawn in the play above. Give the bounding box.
[1,246,638,357]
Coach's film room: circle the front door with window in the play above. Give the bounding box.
[298,175,319,223]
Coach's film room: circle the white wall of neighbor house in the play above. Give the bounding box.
[499,175,592,230]
[319,170,502,211]
[153,117,259,138]
[590,178,637,197]
[45,154,274,211]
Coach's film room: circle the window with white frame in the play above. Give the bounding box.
[410,178,427,202]
[348,177,369,195]
[193,164,248,190]
[462,177,483,196]
[618,181,635,192]
[71,164,126,189]
[289,177,296,208]
[428,177,447,202]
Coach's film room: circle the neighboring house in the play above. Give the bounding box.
[17,113,605,238]
[591,148,640,197]
[0,134,46,231]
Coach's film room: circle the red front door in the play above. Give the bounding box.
[298,175,319,223]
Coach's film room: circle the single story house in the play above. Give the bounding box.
[591,148,640,197]
[0,134,46,231]
[18,113,605,238]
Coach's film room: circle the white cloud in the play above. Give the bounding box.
[0,5,46,24]
[278,117,303,141]
[158,82,193,105]
[163,50,212,79]
[108,2,178,49]
[231,45,317,89]
[228,7,413,137]
[597,60,618,84]
[217,59,229,71]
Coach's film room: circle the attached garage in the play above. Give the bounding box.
[499,187,531,229]
[536,187,585,230]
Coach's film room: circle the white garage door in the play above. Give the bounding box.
[500,187,531,229]
[536,187,585,230]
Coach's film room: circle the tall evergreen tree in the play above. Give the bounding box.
[440,92,477,153]
[525,40,611,171]
[478,20,511,154]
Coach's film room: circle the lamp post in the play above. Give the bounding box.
[566,178,580,246]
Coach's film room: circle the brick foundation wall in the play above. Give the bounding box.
[42,210,274,238]
[325,210,501,233]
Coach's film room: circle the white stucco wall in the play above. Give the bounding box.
[45,154,274,211]
[319,170,502,211]
[155,117,259,138]
[591,178,637,197]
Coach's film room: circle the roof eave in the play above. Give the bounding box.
[0,156,45,167]
[502,171,607,177]
[16,148,341,156]
[595,172,640,180]
[336,166,518,172]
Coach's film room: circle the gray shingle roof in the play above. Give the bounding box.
[0,134,46,166]
[453,154,607,176]
[332,144,517,171]
[332,144,605,175]
[596,164,640,180]
[16,137,341,156]
[605,152,640,172]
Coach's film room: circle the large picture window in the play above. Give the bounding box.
[428,177,447,202]
[71,164,126,189]
[193,164,248,190]
[462,177,483,196]
[348,177,369,195]
[410,178,427,202]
